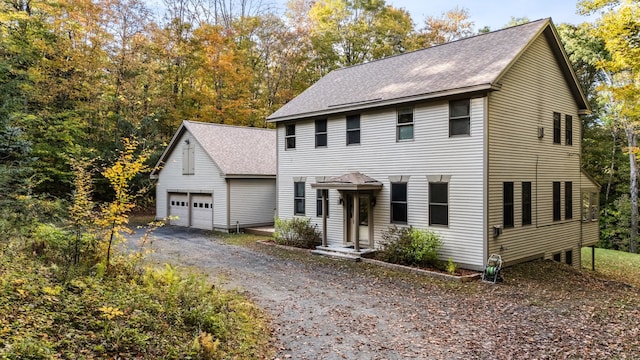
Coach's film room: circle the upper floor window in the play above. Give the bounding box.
[565,181,573,219]
[285,124,296,150]
[429,182,449,226]
[294,181,305,215]
[565,115,573,146]
[390,182,408,224]
[182,141,195,175]
[449,99,470,136]
[553,112,561,144]
[503,182,514,228]
[346,114,360,145]
[553,181,561,221]
[315,119,327,148]
[397,107,414,141]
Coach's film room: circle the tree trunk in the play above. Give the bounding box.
[626,125,638,253]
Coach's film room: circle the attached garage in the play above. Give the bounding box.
[168,193,189,227]
[152,121,276,232]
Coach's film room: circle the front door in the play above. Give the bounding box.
[345,192,372,248]
[358,194,370,245]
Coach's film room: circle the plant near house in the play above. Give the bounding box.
[446,257,458,275]
[379,225,442,267]
[274,217,321,249]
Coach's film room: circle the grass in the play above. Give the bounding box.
[582,246,640,288]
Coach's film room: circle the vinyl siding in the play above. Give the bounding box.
[277,99,486,269]
[155,130,229,229]
[229,179,276,227]
[488,35,583,267]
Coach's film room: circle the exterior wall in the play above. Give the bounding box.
[277,98,486,270]
[155,130,229,229]
[229,179,276,228]
[488,35,583,267]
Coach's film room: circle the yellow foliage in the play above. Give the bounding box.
[194,331,223,359]
[99,306,124,320]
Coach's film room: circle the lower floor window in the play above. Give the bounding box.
[316,189,329,217]
[294,182,305,215]
[390,183,408,224]
[429,182,448,226]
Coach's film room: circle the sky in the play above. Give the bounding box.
[383,0,596,31]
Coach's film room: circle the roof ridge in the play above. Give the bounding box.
[184,120,275,132]
[332,18,550,73]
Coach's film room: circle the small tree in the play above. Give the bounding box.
[95,138,150,271]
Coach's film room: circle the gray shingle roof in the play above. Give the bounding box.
[267,19,587,122]
[153,121,276,177]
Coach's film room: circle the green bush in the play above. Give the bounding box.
[378,225,442,267]
[274,217,321,249]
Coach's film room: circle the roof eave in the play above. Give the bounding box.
[267,84,497,123]
[311,183,383,191]
[224,174,276,179]
[149,121,188,178]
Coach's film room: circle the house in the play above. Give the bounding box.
[151,121,276,231]
[266,19,600,271]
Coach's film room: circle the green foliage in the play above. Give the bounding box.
[0,242,274,359]
[378,226,442,267]
[274,217,321,249]
[600,194,633,251]
[446,257,458,275]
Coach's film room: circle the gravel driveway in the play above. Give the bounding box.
[126,226,640,360]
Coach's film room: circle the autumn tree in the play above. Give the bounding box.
[410,7,474,49]
[579,0,640,253]
[308,0,414,71]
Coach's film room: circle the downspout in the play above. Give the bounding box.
[226,178,231,231]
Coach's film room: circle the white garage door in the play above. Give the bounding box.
[191,194,213,230]
[168,193,189,227]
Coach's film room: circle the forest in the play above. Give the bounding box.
[0,0,639,252]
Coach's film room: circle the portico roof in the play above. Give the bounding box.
[311,172,383,191]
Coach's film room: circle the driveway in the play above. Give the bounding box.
[126,226,640,360]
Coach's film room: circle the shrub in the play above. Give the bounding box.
[378,225,442,267]
[274,217,321,249]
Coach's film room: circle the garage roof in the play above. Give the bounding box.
[151,121,276,178]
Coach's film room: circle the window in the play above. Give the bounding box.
[294,181,305,215]
[553,112,561,144]
[315,119,327,148]
[582,192,599,222]
[316,189,329,217]
[522,182,532,225]
[182,141,195,175]
[553,182,561,221]
[346,115,360,145]
[397,107,414,141]
[565,182,573,219]
[553,253,561,262]
[429,182,449,226]
[565,115,573,145]
[503,182,514,228]
[285,124,296,150]
[390,183,408,224]
[449,99,470,136]
[566,250,573,265]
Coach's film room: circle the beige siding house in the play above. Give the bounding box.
[151,121,276,231]
[267,19,599,270]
